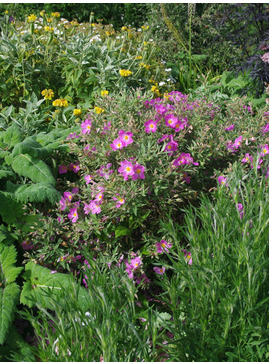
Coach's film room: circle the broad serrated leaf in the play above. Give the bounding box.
[0,284,20,345]
[11,138,50,159]
[13,183,60,204]
[0,191,24,224]
[11,154,56,186]
[21,262,89,311]
[0,245,23,284]
[0,225,17,245]
[1,124,23,149]
[0,169,15,179]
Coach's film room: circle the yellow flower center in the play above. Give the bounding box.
[126,167,131,172]
[136,169,141,174]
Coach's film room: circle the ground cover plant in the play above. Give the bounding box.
[0,6,269,362]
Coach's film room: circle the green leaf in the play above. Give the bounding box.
[115,225,131,238]
[11,138,50,159]
[0,284,20,345]
[21,262,89,311]
[11,154,56,186]
[0,124,23,149]
[12,183,60,204]
[0,191,24,224]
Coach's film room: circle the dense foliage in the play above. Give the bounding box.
[0,5,268,362]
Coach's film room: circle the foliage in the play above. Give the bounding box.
[0,244,22,345]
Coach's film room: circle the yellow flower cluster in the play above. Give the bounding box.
[119,69,132,77]
[52,98,68,107]
[41,89,54,100]
[91,23,96,27]
[4,10,8,15]
[139,62,150,69]
[28,14,37,22]
[135,55,142,60]
[40,10,45,17]
[94,107,105,114]
[47,17,52,23]
[151,85,161,97]
[141,25,149,30]
[51,12,60,18]
[105,31,111,36]
[73,109,82,116]
[101,90,109,97]
[44,26,54,32]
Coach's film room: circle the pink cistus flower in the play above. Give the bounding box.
[110,138,124,151]
[96,163,113,180]
[155,103,167,115]
[125,256,142,279]
[156,240,172,253]
[144,119,157,133]
[118,160,135,180]
[153,266,166,275]
[85,175,93,184]
[261,124,269,133]
[260,144,269,157]
[183,250,192,265]
[59,165,68,174]
[113,195,125,208]
[68,208,79,223]
[118,130,134,146]
[165,114,178,128]
[237,203,244,219]
[63,191,73,202]
[164,139,178,155]
[132,164,145,180]
[242,153,253,164]
[69,163,80,173]
[21,240,34,251]
[218,176,227,186]
[81,119,92,134]
[233,136,243,149]
[225,124,234,131]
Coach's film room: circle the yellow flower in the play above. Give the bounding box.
[105,31,110,36]
[139,62,150,69]
[44,26,54,32]
[71,20,79,27]
[41,89,54,100]
[51,12,60,18]
[47,17,52,23]
[40,10,45,16]
[143,41,147,46]
[73,109,82,116]
[121,26,127,31]
[91,23,96,27]
[135,55,142,60]
[164,93,170,100]
[101,90,109,97]
[119,69,132,77]
[141,25,149,30]
[52,98,68,107]
[94,107,105,114]
[28,14,37,22]
[4,10,8,15]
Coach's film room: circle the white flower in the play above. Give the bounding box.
[159,81,166,86]
[165,68,172,72]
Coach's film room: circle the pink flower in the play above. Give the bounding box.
[233,136,243,149]
[81,119,92,134]
[119,130,134,146]
[237,203,244,219]
[174,118,188,132]
[59,197,67,211]
[164,140,178,155]
[69,163,80,173]
[59,165,68,174]
[110,138,124,150]
[156,240,172,253]
[113,195,125,208]
[153,266,165,275]
[218,176,227,186]
[130,256,142,270]
[22,240,34,251]
[261,124,269,133]
[68,208,79,223]
[225,124,234,131]
[96,164,113,180]
[165,114,178,128]
[63,191,73,202]
[155,104,167,115]
[144,119,157,133]
[85,175,93,184]
[118,160,135,180]
[88,200,101,214]
[183,250,192,265]
[260,144,269,156]
[242,153,253,164]
[132,164,145,180]
[72,187,79,194]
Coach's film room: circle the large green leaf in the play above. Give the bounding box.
[21,262,90,311]
[11,138,50,159]
[0,191,24,224]
[10,182,60,204]
[0,124,23,149]
[11,154,56,186]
